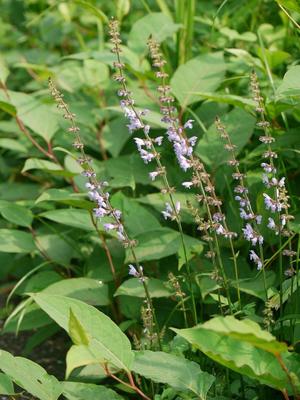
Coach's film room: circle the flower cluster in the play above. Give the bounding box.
[48,78,136,248]
[251,72,295,276]
[216,116,263,269]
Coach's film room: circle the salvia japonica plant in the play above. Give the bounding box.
[0,2,300,400]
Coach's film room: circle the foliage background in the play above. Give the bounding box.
[0,0,300,399]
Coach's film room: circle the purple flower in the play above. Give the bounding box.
[249,250,263,270]
[128,264,139,277]
[154,136,163,146]
[263,193,282,213]
[140,149,155,163]
[242,224,263,246]
[184,119,194,129]
[216,224,226,235]
[149,171,159,181]
[267,217,276,230]
[188,136,198,146]
[104,223,116,231]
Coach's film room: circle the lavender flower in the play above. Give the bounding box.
[263,193,282,213]
[242,224,263,246]
[162,201,180,220]
[249,250,263,270]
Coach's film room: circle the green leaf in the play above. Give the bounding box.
[191,92,256,110]
[0,138,27,153]
[0,101,17,116]
[33,293,134,372]
[40,209,95,231]
[132,350,215,398]
[170,53,226,108]
[125,228,202,263]
[0,57,9,83]
[172,316,299,392]
[0,201,33,227]
[276,0,300,13]
[0,229,35,253]
[195,108,255,168]
[62,381,123,400]
[83,60,109,87]
[35,188,91,209]
[43,278,109,306]
[114,278,173,298]
[111,193,161,236]
[0,350,62,400]
[73,0,108,22]
[128,13,180,52]
[6,91,60,142]
[69,309,90,345]
[0,373,15,395]
[22,158,65,174]
[277,66,300,98]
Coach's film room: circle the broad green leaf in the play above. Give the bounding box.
[0,373,15,395]
[125,228,202,263]
[69,309,90,345]
[2,91,60,142]
[21,102,60,142]
[66,344,102,378]
[83,60,109,87]
[132,350,215,399]
[191,92,256,110]
[0,229,35,253]
[35,188,91,209]
[276,0,300,13]
[36,234,76,265]
[40,209,95,231]
[0,201,33,227]
[277,66,300,98]
[62,381,123,400]
[111,193,161,236]
[195,108,255,167]
[103,117,131,158]
[233,271,276,301]
[22,158,64,173]
[33,293,134,372]
[171,53,226,108]
[114,278,173,298]
[128,13,180,52]
[172,316,299,392]
[43,278,109,306]
[0,138,27,153]
[194,316,288,353]
[0,350,62,400]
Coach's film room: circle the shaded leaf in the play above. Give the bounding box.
[132,350,215,399]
